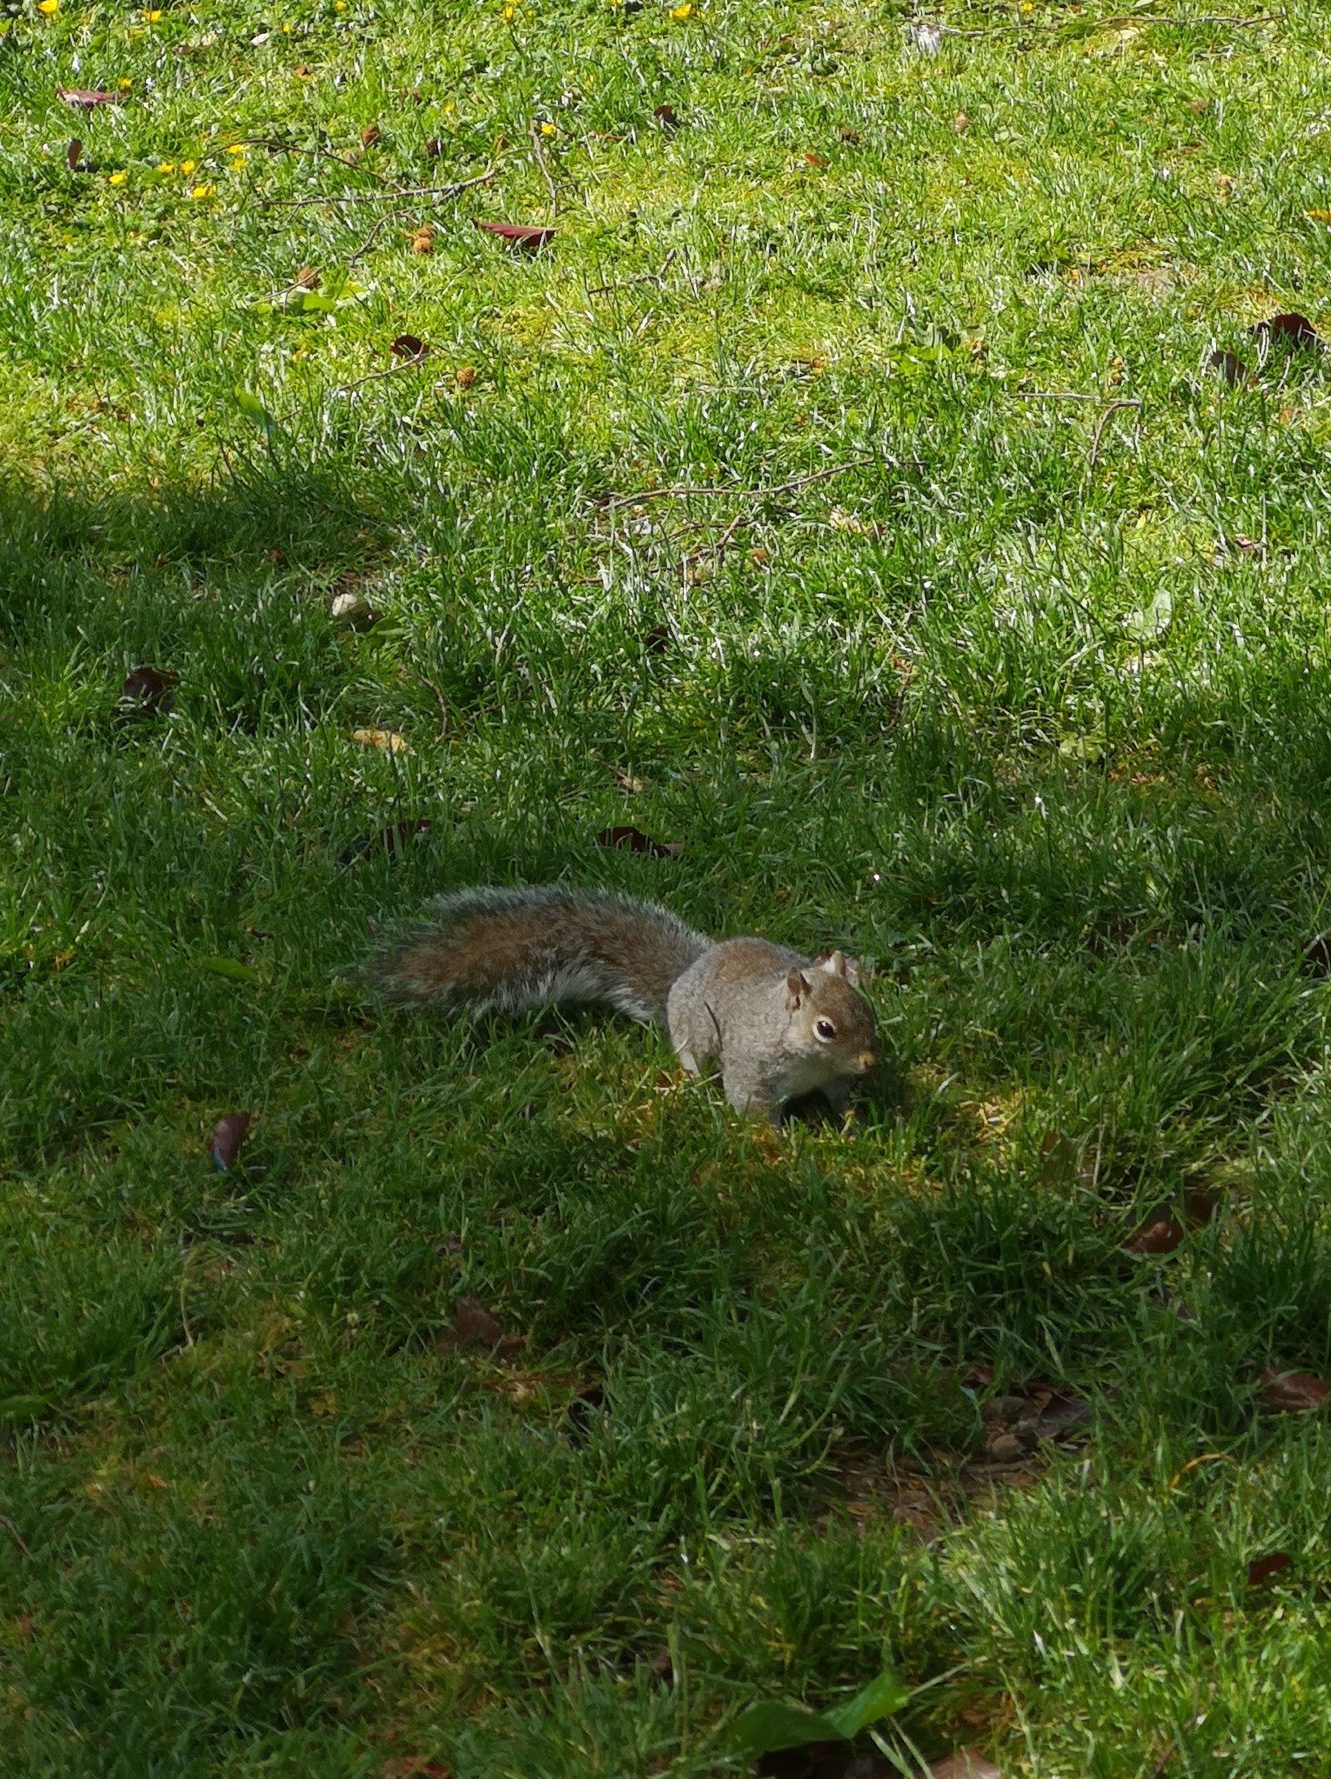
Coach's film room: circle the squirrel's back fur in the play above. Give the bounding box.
[366,885,709,1027]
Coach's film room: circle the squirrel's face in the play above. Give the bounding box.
[784,953,878,1076]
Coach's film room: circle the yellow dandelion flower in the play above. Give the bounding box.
[670,2,693,17]
[539,120,557,137]
[179,159,197,174]
[282,20,293,31]
[143,7,162,19]
[118,78,133,89]
[334,0,346,9]
[38,0,59,15]
[108,170,128,186]
[227,142,246,154]
[155,161,176,173]
[500,2,515,18]
[190,183,216,199]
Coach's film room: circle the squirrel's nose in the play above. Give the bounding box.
[856,1051,876,1074]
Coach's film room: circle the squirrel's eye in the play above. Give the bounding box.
[814,1018,837,1042]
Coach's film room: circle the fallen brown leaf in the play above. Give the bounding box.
[1127,1216,1185,1256]
[351,727,410,753]
[1208,348,1253,386]
[952,111,971,132]
[330,591,374,628]
[838,126,862,144]
[120,665,180,713]
[295,265,320,289]
[1303,933,1331,974]
[1257,1367,1331,1412]
[338,819,432,867]
[209,1113,252,1172]
[595,825,683,858]
[454,365,478,388]
[66,138,84,170]
[57,87,123,108]
[410,225,435,255]
[390,333,427,360]
[361,123,381,148]
[803,150,828,168]
[928,1753,1001,1779]
[474,220,555,252]
[1248,1551,1293,1586]
[1251,311,1322,348]
[653,102,680,131]
[452,1295,507,1350]
[425,136,443,158]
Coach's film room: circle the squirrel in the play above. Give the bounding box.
[366,886,879,1123]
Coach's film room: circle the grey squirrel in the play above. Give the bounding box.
[367,886,879,1123]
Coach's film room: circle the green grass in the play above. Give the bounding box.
[5,0,1331,1772]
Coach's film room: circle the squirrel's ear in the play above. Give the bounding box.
[815,949,862,987]
[785,967,811,1009]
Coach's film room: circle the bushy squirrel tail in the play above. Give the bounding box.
[365,886,710,1028]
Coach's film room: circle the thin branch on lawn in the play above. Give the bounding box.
[322,353,429,403]
[0,1515,32,1559]
[257,165,499,210]
[1088,399,1141,467]
[603,455,884,512]
[530,120,560,220]
[1011,390,1107,402]
[346,213,392,268]
[678,509,747,580]
[948,11,1273,34]
[1098,11,1274,24]
[588,247,679,297]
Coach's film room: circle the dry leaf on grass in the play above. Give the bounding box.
[595,825,683,858]
[1208,348,1253,386]
[474,220,556,251]
[351,727,410,753]
[1251,311,1321,348]
[209,1113,252,1172]
[1257,1367,1331,1412]
[1127,1216,1186,1256]
[338,820,432,866]
[928,1753,1002,1779]
[1247,1552,1293,1585]
[58,86,124,108]
[120,665,180,713]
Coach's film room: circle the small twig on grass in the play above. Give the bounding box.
[258,164,499,210]
[322,351,429,403]
[588,247,678,298]
[0,1515,32,1559]
[603,455,882,512]
[1011,389,1107,401]
[948,10,1273,33]
[1088,399,1141,467]
[1097,11,1274,25]
[530,120,560,221]
[678,509,747,581]
[179,1251,195,1350]
[346,213,392,268]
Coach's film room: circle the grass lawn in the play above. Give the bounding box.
[7,0,1331,1772]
